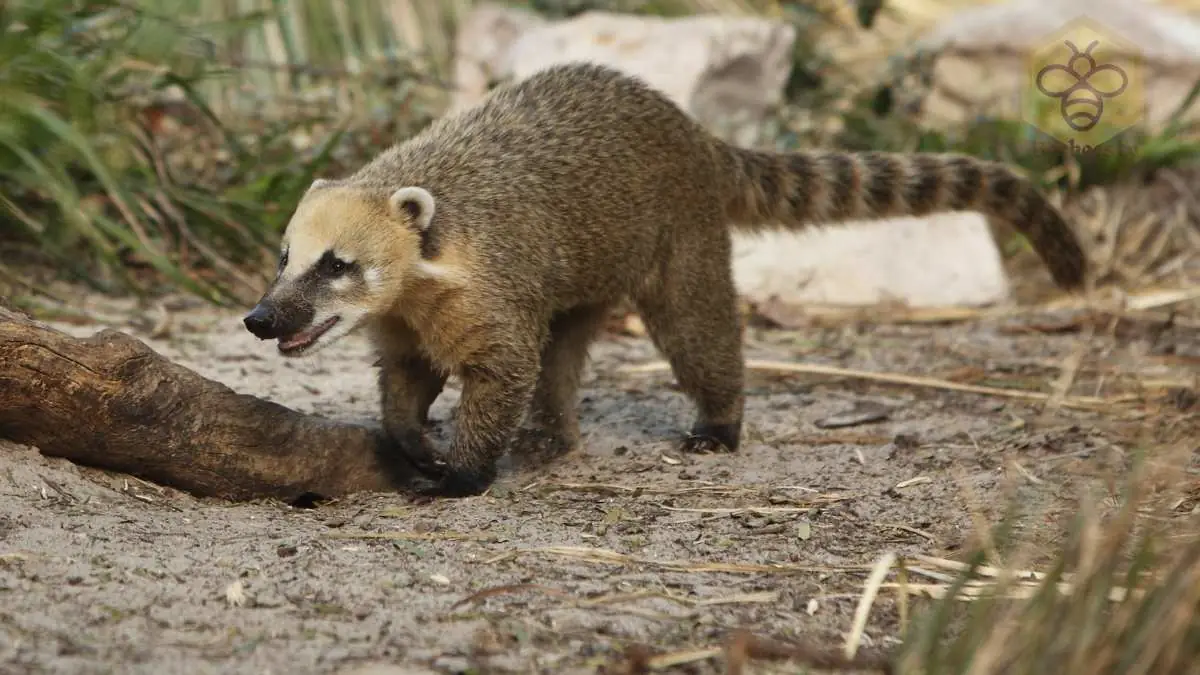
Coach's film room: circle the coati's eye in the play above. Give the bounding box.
[318,250,352,278]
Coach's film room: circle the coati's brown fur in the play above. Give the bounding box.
[246,62,1089,497]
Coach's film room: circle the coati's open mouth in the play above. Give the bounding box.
[278,316,340,355]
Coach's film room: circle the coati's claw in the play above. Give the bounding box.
[393,440,494,498]
[680,423,741,455]
[679,434,734,454]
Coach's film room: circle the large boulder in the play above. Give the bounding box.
[452,4,796,147]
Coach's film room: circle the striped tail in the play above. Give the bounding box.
[719,144,1088,290]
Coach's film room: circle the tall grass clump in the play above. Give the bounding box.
[891,449,1200,675]
[0,0,453,307]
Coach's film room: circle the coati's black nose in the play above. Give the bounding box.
[243,303,279,340]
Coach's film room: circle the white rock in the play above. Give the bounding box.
[732,213,1011,309]
[450,3,548,116]
[920,0,1200,61]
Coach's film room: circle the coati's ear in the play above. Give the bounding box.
[308,178,337,193]
[388,186,435,232]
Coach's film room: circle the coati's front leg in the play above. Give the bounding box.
[411,333,543,498]
[378,352,447,454]
[373,321,448,473]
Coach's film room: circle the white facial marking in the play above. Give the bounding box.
[329,276,353,293]
[279,231,326,282]
[279,225,354,285]
[364,268,382,288]
[414,261,471,287]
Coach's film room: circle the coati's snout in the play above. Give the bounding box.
[242,247,363,356]
[243,294,338,355]
[242,287,341,356]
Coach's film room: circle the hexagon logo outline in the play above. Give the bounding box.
[1023,15,1147,152]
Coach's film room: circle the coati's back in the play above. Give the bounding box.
[348,63,730,305]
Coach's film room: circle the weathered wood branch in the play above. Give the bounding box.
[0,305,413,502]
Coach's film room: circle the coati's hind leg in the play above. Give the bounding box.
[514,304,610,463]
[633,228,746,454]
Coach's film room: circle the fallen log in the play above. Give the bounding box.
[0,304,414,502]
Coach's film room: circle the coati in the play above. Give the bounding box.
[242,62,1088,498]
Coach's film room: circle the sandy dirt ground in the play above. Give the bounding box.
[1,292,1196,674]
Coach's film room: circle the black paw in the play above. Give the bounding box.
[373,429,487,498]
[679,423,741,454]
[408,461,495,499]
[374,428,439,488]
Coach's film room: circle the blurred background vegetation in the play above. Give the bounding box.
[1,0,1198,312]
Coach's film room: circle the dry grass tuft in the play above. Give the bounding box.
[890,447,1200,675]
[1068,170,1200,288]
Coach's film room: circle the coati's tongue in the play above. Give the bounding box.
[278,316,339,352]
[278,330,316,351]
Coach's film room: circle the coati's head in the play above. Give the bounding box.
[242,179,449,357]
